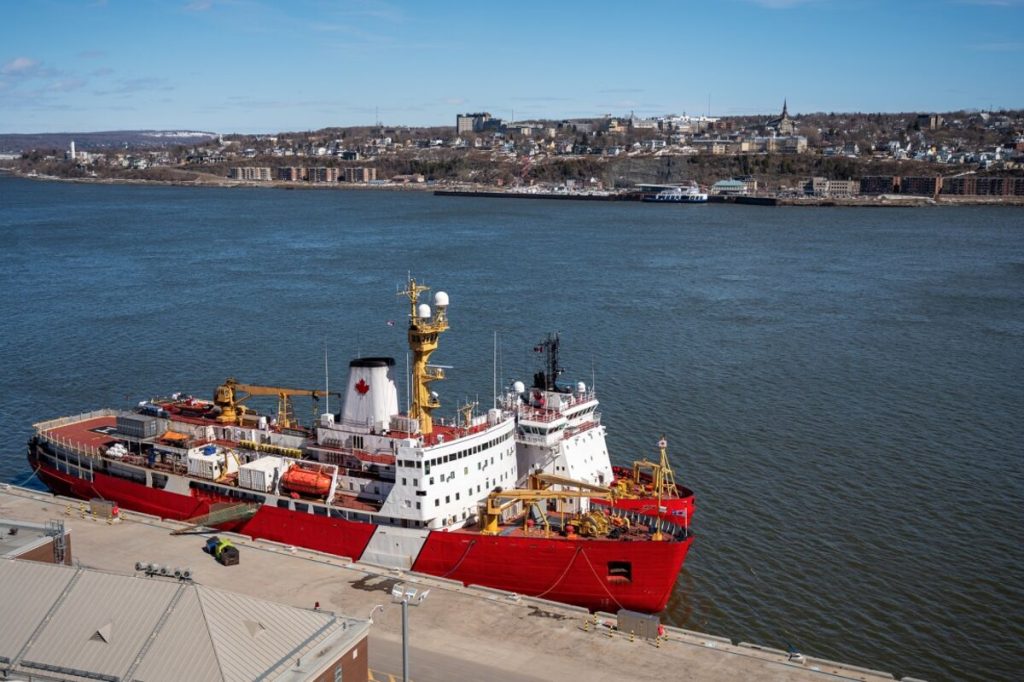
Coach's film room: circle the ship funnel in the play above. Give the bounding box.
[340,357,399,432]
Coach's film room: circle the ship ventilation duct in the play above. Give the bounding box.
[340,357,399,432]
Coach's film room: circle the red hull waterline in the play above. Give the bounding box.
[29,445,691,613]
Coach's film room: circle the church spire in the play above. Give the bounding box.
[782,98,789,118]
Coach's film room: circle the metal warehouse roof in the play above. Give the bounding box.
[0,558,368,682]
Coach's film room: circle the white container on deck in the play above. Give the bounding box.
[238,456,284,492]
[187,445,237,480]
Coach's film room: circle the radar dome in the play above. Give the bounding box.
[577,381,587,393]
[513,381,526,394]
[417,303,431,318]
[434,291,449,307]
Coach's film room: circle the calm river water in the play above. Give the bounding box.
[1,175,1021,681]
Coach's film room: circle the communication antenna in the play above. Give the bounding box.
[323,340,330,414]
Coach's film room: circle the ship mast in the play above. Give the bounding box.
[400,278,449,436]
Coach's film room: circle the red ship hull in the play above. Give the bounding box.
[29,440,690,613]
[412,527,691,613]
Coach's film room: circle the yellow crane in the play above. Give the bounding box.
[481,474,627,537]
[213,378,340,429]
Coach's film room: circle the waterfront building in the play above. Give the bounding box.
[734,175,759,194]
[942,176,1024,196]
[227,167,272,181]
[277,166,305,182]
[826,179,858,197]
[804,177,858,197]
[343,166,377,182]
[805,177,829,196]
[308,167,339,183]
[860,176,898,195]
[899,176,942,196]
[711,179,748,196]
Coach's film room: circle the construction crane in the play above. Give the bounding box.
[213,378,340,429]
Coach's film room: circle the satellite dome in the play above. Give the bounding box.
[417,303,431,318]
[513,381,525,394]
[577,381,587,393]
[434,291,449,307]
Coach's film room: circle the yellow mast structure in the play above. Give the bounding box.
[630,436,678,501]
[400,278,449,436]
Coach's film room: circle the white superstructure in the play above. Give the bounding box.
[503,334,613,491]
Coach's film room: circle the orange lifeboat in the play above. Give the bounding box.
[280,464,332,497]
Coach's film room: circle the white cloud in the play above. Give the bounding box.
[2,57,40,76]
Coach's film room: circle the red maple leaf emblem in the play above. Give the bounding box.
[355,378,370,395]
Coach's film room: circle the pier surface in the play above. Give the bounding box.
[0,484,903,682]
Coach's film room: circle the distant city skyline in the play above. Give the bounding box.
[2,0,1023,134]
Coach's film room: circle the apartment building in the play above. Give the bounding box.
[227,166,271,181]
[343,166,377,182]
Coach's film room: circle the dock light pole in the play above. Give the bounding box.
[391,584,429,682]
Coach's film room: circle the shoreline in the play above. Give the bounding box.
[4,168,1023,206]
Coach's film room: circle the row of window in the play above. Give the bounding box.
[397,430,512,470]
[399,447,514,489]
[520,423,564,435]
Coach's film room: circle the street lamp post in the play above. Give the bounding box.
[391,584,429,682]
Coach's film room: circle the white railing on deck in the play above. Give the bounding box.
[33,408,119,433]
[38,433,105,461]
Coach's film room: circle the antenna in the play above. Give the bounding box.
[492,331,497,409]
[324,340,330,414]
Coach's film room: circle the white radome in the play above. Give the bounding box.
[418,303,431,318]
[434,291,449,307]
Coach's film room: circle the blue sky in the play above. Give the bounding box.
[2,0,1023,134]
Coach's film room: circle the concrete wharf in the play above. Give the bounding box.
[0,484,914,682]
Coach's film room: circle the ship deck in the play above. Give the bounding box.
[41,416,118,449]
